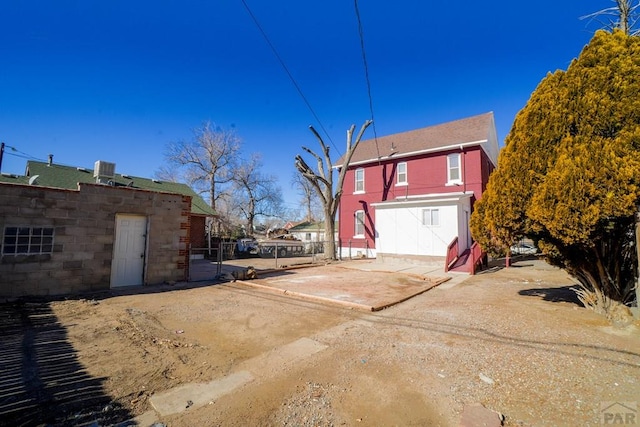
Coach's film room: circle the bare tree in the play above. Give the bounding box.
[581,0,639,35]
[294,120,372,260]
[215,194,243,238]
[162,121,240,212]
[154,164,181,183]
[291,171,322,222]
[232,153,285,235]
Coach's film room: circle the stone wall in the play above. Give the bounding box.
[0,183,191,298]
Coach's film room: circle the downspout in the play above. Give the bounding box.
[461,145,470,249]
[143,215,150,285]
[460,145,466,195]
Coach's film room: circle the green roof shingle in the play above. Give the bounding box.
[288,221,325,232]
[14,161,215,216]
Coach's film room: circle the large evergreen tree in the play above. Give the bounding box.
[470,30,640,306]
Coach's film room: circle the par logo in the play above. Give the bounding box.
[601,402,637,425]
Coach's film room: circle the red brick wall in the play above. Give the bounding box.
[189,215,207,249]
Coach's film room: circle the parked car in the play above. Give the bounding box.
[258,238,305,258]
[236,238,259,257]
[510,242,538,255]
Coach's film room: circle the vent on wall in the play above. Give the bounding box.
[94,161,116,184]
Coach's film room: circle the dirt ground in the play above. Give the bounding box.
[2,259,639,427]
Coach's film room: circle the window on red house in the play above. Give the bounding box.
[355,210,365,236]
[355,168,365,193]
[397,162,407,185]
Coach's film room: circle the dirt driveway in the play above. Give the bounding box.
[1,259,639,426]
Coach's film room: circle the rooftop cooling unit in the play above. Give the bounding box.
[94,160,116,184]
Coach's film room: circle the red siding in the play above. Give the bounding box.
[339,146,490,250]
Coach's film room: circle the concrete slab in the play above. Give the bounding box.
[353,259,446,277]
[190,258,460,311]
[238,337,328,376]
[147,337,327,418]
[149,371,253,417]
[237,265,450,311]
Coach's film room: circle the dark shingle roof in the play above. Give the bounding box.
[20,161,215,216]
[336,112,496,167]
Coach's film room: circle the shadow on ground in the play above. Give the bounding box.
[0,301,131,426]
[518,285,583,306]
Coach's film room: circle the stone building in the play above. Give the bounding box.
[0,160,215,297]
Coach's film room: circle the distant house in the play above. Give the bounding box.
[287,221,325,243]
[287,220,338,255]
[0,159,215,297]
[282,220,302,230]
[335,112,499,270]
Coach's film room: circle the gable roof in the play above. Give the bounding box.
[288,221,325,232]
[335,112,499,168]
[8,161,215,216]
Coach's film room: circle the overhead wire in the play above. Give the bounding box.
[354,0,381,160]
[2,144,45,161]
[240,0,338,153]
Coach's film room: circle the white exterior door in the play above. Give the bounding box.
[111,215,147,287]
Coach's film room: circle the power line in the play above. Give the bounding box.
[5,152,37,160]
[240,0,338,153]
[0,142,46,173]
[354,0,381,160]
[2,143,45,161]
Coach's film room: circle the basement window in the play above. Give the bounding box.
[2,226,55,255]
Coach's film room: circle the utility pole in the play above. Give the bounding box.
[0,142,4,173]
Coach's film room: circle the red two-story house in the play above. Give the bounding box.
[335,112,499,266]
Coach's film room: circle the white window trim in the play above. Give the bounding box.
[354,210,365,237]
[422,208,440,227]
[354,168,365,194]
[446,153,463,185]
[395,162,408,186]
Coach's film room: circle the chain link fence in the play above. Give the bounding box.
[190,240,330,279]
[189,239,375,281]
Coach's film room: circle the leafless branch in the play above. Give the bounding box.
[580,0,640,35]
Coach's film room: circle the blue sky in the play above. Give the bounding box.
[0,1,605,210]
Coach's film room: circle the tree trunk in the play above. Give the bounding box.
[323,207,335,259]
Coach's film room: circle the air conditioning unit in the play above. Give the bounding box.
[94,161,116,179]
[94,161,116,184]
